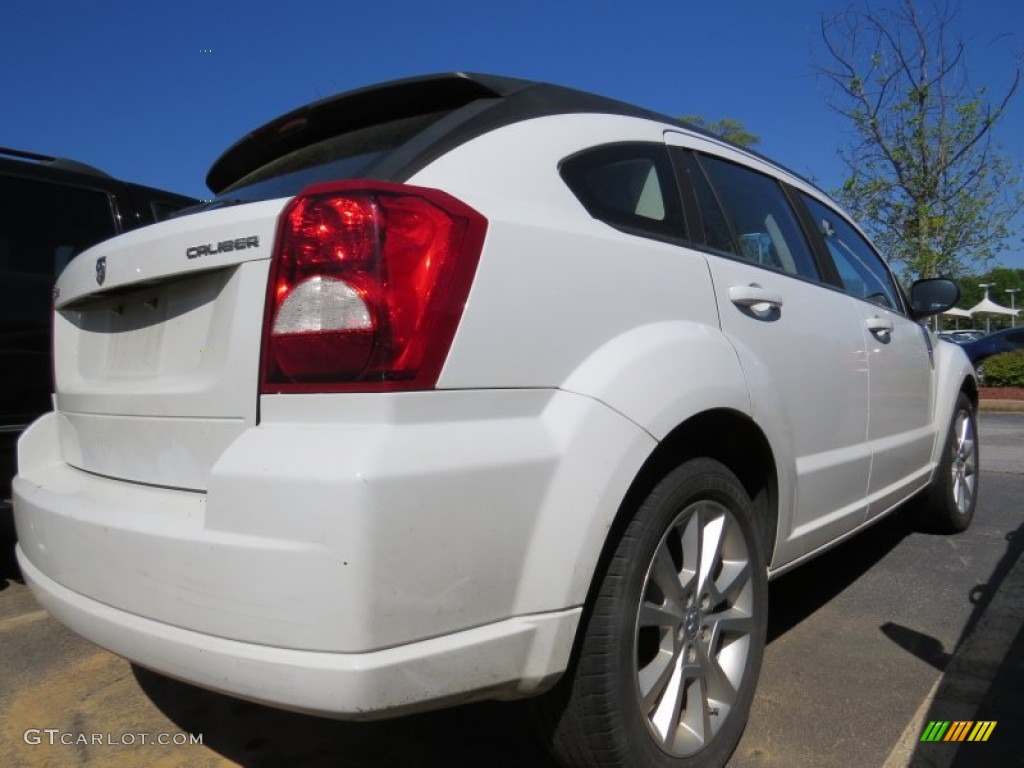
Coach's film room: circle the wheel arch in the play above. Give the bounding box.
[572,407,778,649]
[930,340,980,466]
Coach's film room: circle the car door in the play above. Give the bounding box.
[797,193,935,518]
[667,137,872,562]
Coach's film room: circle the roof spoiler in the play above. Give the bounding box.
[205,73,531,194]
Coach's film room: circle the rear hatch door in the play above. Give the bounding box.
[54,200,284,490]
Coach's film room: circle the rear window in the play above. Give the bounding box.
[219,111,451,203]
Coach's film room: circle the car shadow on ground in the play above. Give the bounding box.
[765,505,915,643]
[0,500,22,592]
[132,508,919,767]
[132,667,560,768]
[898,520,1024,767]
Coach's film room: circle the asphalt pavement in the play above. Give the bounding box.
[1,413,1021,767]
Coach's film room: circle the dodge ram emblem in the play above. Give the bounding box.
[96,257,106,286]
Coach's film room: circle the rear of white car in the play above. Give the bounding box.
[15,76,693,714]
[13,74,977,767]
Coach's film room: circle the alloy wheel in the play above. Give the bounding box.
[633,499,755,757]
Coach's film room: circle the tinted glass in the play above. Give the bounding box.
[0,176,115,277]
[0,176,114,424]
[699,155,819,280]
[151,200,188,222]
[681,153,735,254]
[800,193,901,310]
[560,143,685,240]
[221,111,450,202]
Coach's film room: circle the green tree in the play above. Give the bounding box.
[680,116,760,148]
[818,1,1023,280]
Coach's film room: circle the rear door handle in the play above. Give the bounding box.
[729,284,784,310]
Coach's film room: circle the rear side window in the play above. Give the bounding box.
[560,143,685,241]
[799,193,901,310]
[697,155,820,280]
[679,152,734,254]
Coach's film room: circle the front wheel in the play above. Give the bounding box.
[915,392,979,533]
[539,459,768,768]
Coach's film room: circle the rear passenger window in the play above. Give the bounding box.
[697,155,820,280]
[679,153,735,254]
[799,193,901,311]
[560,143,685,241]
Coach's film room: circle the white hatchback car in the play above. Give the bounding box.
[13,74,977,768]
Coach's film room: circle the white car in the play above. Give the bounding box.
[13,74,978,768]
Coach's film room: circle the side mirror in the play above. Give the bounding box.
[909,278,960,318]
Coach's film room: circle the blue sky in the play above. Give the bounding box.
[5,0,1023,268]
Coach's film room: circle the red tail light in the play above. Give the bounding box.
[260,180,486,393]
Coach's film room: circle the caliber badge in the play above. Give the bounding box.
[95,256,106,286]
[186,235,259,259]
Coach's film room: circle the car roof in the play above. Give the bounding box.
[0,146,196,203]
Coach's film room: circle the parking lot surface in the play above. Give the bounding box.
[2,413,1021,767]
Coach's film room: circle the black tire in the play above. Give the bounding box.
[915,393,979,534]
[538,459,768,768]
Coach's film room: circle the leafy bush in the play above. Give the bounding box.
[980,350,1024,387]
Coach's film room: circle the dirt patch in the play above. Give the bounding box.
[2,649,225,768]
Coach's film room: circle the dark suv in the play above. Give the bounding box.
[1,147,196,496]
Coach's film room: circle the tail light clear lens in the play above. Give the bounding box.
[261,180,486,392]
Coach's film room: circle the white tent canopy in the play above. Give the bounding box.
[967,296,1019,332]
[942,307,973,318]
[968,297,1020,317]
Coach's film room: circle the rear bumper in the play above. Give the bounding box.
[17,549,579,718]
[13,388,655,715]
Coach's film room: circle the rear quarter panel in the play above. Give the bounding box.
[408,115,767,609]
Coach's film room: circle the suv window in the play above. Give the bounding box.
[799,193,901,310]
[696,155,820,280]
[0,153,195,496]
[560,143,685,241]
[0,176,115,278]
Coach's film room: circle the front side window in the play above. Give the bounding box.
[799,193,901,311]
[560,143,685,241]
[697,155,820,280]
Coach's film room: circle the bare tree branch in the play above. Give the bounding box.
[816,0,1023,278]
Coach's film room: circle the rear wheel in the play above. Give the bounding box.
[915,393,979,533]
[539,459,768,768]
